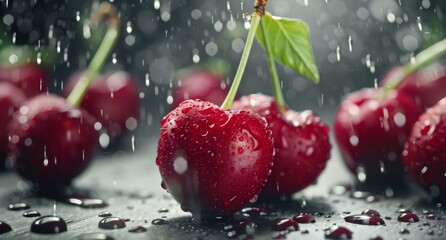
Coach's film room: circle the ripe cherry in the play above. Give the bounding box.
[232,94,331,195]
[0,63,47,98]
[156,100,274,217]
[334,88,423,184]
[63,71,140,140]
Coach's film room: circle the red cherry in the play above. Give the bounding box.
[63,71,140,139]
[8,94,98,186]
[334,88,423,184]
[173,71,229,108]
[403,98,446,200]
[156,100,274,216]
[381,64,446,110]
[232,94,331,195]
[0,64,48,98]
[0,83,26,166]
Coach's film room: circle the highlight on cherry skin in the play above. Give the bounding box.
[172,70,229,108]
[0,82,26,168]
[156,99,274,217]
[232,93,331,196]
[8,94,98,186]
[63,71,140,141]
[0,63,48,98]
[334,88,424,185]
[403,97,446,201]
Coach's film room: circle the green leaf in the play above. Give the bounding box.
[256,13,319,83]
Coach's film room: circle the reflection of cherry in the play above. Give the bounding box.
[232,94,331,195]
[63,71,140,139]
[157,100,274,216]
[173,71,229,108]
[8,94,98,185]
[0,83,26,167]
[0,64,47,98]
[334,88,423,184]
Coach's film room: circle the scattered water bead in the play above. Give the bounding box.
[0,221,12,234]
[128,226,147,233]
[366,195,381,203]
[397,209,412,213]
[428,229,435,235]
[224,219,256,239]
[301,229,309,234]
[151,219,168,225]
[292,214,316,223]
[72,233,115,240]
[369,236,383,240]
[350,191,372,199]
[271,218,299,231]
[31,216,67,234]
[272,232,287,239]
[426,214,441,220]
[362,209,380,217]
[158,208,169,213]
[23,210,41,218]
[98,212,112,217]
[121,218,131,222]
[98,217,126,230]
[399,228,410,234]
[241,207,268,217]
[344,215,385,225]
[8,202,30,211]
[423,222,430,226]
[385,216,391,220]
[66,198,108,209]
[325,226,352,239]
[329,184,352,195]
[397,213,419,222]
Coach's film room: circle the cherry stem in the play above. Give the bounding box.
[381,38,446,98]
[67,2,120,107]
[260,19,286,116]
[220,13,262,109]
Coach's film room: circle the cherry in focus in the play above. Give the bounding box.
[8,94,98,186]
[232,94,331,196]
[0,64,48,98]
[334,88,423,185]
[0,83,26,168]
[403,98,446,200]
[156,100,274,217]
[173,71,229,108]
[63,71,140,140]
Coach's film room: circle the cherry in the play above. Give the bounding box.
[334,88,423,184]
[232,94,330,195]
[173,71,229,108]
[403,98,446,200]
[8,94,98,185]
[156,100,274,217]
[63,71,140,139]
[381,64,446,110]
[0,64,47,98]
[0,83,26,167]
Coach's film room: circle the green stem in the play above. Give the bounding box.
[381,38,446,98]
[220,13,261,109]
[260,19,286,115]
[67,3,120,107]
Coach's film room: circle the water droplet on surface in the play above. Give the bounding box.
[98,212,112,217]
[66,198,108,209]
[397,208,412,213]
[344,214,385,225]
[325,225,352,239]
[271,218,299,231]
[399,228,410,234]
[426,213,441,220]
[98,217,126,229]
[31,216,67,234]
[398,213,419,222]
[362,209,380,217]
[240,207,268,217]
[23,210,41,218]
[292,214,316,223]
[8,202,30,211]
[224,219,256,239]
[72,233,114,240]
[158,208,169,213]
[0,221,12,234]
[151,219,168,225]
[128,226,147,233]
[329,184,352,195]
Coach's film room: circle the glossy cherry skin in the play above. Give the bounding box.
[0,83,26,167]
[0,64,47,98]
[403,98,446,200]
[63,71,140,139]
[156,100,274,216]
[381,64,446,110]
[334,88,423,184]
[8,94,98,186]
[173,71,229,108]
[232,94,331,195]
